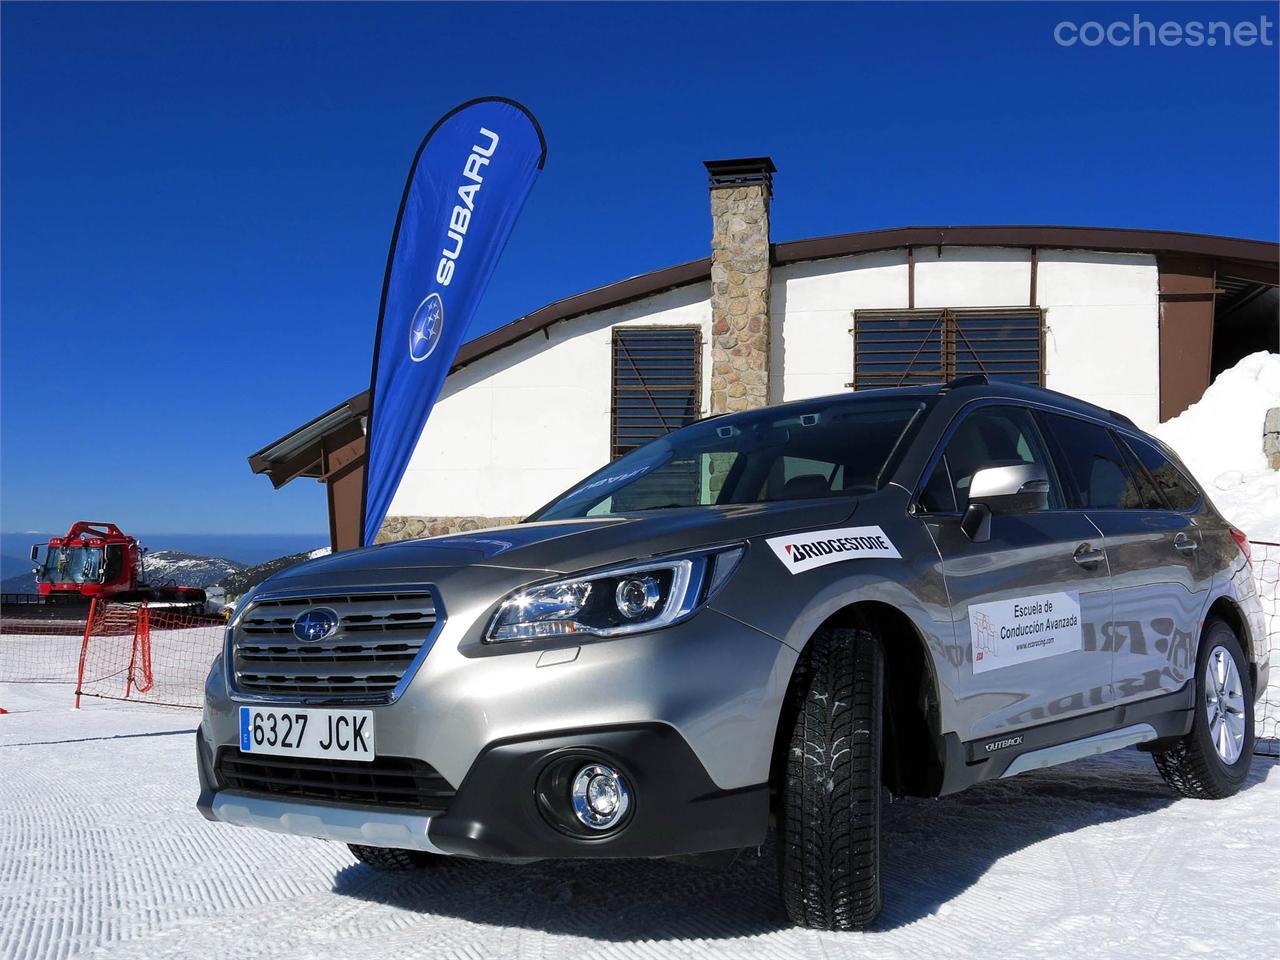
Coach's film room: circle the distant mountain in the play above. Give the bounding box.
[1,571,37,595]
[1,553,35,581]
[1,550,244,596]
[218,548,331,600]
[143,551,245,588]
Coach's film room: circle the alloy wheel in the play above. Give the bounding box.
[1204,645,1246,765]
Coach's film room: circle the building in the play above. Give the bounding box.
[249,158,1280,551]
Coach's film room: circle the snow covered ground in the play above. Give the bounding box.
[2,684,1277,960]
[1154,351,1280,542]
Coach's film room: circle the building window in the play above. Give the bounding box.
[852,307,1045,388]
[611,326,702,459]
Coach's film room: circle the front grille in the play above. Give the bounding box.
[217,750,455,811]
[231,589,437,700]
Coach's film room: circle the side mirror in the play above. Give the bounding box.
[960,462,1051,542]
[30,544,39,562]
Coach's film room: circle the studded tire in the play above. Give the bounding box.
[348,844,439,871]
[1151,618,1254,800]
[779,626,884,931]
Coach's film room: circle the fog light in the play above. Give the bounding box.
[571,763,631,830]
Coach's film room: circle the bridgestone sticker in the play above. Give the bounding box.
[969,591,1082,675]
[766,526,901,574]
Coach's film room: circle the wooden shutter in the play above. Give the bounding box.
[853,308,1044,387]
[611,326,702,459]
[852,310,947,388]
[951,308,1043,385]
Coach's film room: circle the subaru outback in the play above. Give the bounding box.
[198,376,1267,930]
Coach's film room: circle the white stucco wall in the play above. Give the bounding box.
[914,245,1033,309]
[772,251,908,401]
[775,245,1160,426]
[388,283,712,518]
[388,246,1162,518]
[1037,249,1160,429]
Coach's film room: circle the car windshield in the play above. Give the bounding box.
[38,545,105,585]
[532,394,928,520]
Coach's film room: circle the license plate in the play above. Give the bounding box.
[239,706,374,761]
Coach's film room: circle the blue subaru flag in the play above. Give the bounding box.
[361,98,546,545]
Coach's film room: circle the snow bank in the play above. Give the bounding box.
[1152,351,1280,542]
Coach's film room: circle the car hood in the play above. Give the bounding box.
[271,499,861,584]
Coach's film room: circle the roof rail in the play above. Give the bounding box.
[941,374,989,391]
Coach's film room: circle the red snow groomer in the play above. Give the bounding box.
[30,522,206,605]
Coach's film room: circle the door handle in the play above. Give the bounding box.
[1174,533,1199,555]
[1073,543,1105,567]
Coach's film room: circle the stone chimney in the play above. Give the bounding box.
[705,157,774,413]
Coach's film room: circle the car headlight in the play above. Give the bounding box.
[485,544,745,643]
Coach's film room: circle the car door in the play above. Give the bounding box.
[917,403,1115,742]
[1038,413,1209,703]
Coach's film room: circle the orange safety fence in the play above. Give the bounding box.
[0,599,226,709]
[0,609,91,684]
[75,600,227,708]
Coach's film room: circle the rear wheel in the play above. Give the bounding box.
[348,844,439,871]
[1152,618,1254,799]
[778,626,884,931]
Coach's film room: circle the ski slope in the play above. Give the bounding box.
[1,684,1277,960]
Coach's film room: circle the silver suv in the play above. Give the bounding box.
[198,377,1267,931]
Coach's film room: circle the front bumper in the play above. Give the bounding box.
[197,721,769,860]
[208,791,448,853]
[198,606,794,860]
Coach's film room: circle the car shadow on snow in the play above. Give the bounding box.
[330,749,1277,941]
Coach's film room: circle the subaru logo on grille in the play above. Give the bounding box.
[293,607,339,643]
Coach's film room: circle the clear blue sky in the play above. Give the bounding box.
[3,1,1277,534]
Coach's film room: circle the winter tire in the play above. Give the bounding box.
[778,625,884,931]
[1152,617,1254,799]
[348,844,439,871]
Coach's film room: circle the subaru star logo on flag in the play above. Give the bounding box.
[408,292,445,362]
[361,97,546,546]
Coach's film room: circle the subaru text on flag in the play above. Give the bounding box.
[198,376,1267,930]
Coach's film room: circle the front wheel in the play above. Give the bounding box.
[348,844,439,871]
[778,626,884,931]
[1152,618,1254,799]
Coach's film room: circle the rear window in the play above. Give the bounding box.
[1037,412,1146,510]
[1111,432,1166,510]
[1119,435,1201,511]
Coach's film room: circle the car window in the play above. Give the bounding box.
[761,456,844,501]
[918,456,957,513]
[588,451,739,514]
[1110,432,1167,510]
[1038,412,1149,510]
[919,404,1059,512]
[1119,435,1201,511]
[532,395,927,520]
